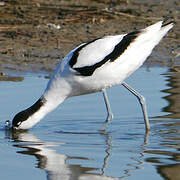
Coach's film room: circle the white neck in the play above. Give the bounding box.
[19,76,72,129]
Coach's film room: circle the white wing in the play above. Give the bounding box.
[71,35,125,68]
[59,20,173,78]
[68,31,141,76]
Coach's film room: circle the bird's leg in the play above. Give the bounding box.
[102,89,114,123]
[121,82,150,131]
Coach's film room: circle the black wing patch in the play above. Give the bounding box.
[70,30,141,76]
[69,38,100,68]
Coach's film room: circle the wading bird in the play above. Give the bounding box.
[12,20,173,131]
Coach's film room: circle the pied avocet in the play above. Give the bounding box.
[12,20,174,131]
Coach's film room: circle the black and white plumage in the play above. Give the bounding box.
[12,20,174,130]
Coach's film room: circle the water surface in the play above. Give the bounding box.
[1,67,180,180]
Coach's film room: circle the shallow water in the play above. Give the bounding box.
[1,67,180,180]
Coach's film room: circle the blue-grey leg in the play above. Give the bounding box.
[121,82,150,131]
[102,89,114,123]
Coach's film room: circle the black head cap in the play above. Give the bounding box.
[12,96,45,129]
[12,110,29,129]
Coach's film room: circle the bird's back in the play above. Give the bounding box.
[46,21,174,96]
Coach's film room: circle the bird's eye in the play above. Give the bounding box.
[17,121,22,126]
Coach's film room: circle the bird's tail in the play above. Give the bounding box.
[145,20,174,39]
[139,20,174,48]
[160,20,174,36]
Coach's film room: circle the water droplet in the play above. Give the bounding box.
[5,120,11,129]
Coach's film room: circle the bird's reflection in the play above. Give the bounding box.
[5,128,149,180]
[9,131,99,180]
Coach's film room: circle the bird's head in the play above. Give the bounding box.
[12,97,46,130]
[12,110,31,130]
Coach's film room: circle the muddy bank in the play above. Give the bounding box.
[0,0,179,73]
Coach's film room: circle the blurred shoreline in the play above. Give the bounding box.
[0,0,179,74]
